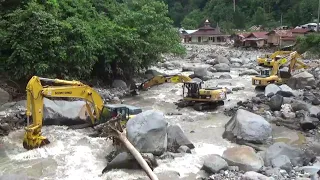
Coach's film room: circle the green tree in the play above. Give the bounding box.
[181,9,205,29]
[253,7,266,26]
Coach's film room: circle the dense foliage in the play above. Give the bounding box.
[165,0,320,31]
[296,34,320,56]
[0,0,185,82]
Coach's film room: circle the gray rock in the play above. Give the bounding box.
[271,155,292,172]
[216,55,230,64]
[241,171,273,180]
[269,94,284,111]
[167,125,195,152]
[230,58,243,65]
[0,174,34,180]
[264,142,307,167]
[201,154,228,174]
[102,152,157,173]
[205,59,216,65]
[208,67,217,72]
[277,84,295,97]
[287,71,316,89]
[223,109,272,144]
[213,63,230,72]
[112,80,127,89]
[265,84,281,97]
[194,67,208,78]
[297,110,318,131]
[0,123,10,131]
[222,146,264,172]
[42,98,91,125]
[177,145,191,154]
[239,69,259,76]
[182,65,194,72]
[192,77,203,83]
[0,88,10,106]
[126,110,168,156]
[145,69,163,76]
[219,74,232,79]
[308,106,320,117]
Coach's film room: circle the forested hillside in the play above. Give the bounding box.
[0,0,185,82]
[165,0,319,30]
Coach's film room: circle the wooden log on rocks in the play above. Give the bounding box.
[97,115,159,180]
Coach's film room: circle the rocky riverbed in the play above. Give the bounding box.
[1,44,320,180]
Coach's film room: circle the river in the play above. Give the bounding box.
[0,46,263,180]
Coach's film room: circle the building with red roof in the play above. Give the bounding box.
[243,31,268,48]
[266,30,295,47]
[183,19,229,43]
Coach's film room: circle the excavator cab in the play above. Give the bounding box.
[99,104,130,124]
[182,81,203,98]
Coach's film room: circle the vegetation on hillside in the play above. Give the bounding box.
[0,0,185,82]
[296,34,320,56]
[165,0,320,30]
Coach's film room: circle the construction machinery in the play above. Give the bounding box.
[136,74,193,91]
[257,51,302,67]
[23,76,142,150]
[176,81,227,111]
[252,51,309,87]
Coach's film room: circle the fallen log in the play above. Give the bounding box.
[98,115,159,180]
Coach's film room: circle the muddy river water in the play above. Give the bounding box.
[0,65,265,180]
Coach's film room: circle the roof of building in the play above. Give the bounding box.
[236,33,251,38]
[188,19,224,36]
[246,32,268,39]
[267,30,292,37]
[244,37,266,41]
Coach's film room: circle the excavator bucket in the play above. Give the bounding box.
[22,129,50,150]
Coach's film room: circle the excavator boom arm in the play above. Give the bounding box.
[23,76,104,150]
[139,74,192,90]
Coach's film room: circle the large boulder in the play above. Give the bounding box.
[126,110,168,156]
[213,63,230,72]
[167,125,195,152]
[269,94,284,111]
[287,71,316,89]
[265,84,281,97]
[201,154,228,174]
[277,84,294,97]
[264,142,309,167]
[223,109,272,144]
[222,146,264,172]
[194,67,209,78]
[112,80,127,89]
[0,88,10,106]
[215,55,230,65]
[102,152,157,173]
[42,98,92,126]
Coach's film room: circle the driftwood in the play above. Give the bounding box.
[98,115,159,180]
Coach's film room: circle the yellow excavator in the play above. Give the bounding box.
[176,81,227,111]
[252,51,309,87]
[257,51,302,67]
[134,73,227,110]
[23,76,142,150]
[136,74,193,91]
